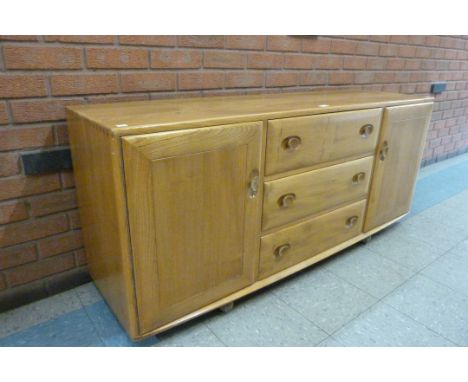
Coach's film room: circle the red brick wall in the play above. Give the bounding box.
[1,35,468,307]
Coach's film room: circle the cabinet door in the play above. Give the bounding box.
[122,122,263,333]
[364,103,433,231]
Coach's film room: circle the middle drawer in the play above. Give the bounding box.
[262,156,374,231]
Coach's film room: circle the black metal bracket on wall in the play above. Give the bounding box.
[21,149,73,175]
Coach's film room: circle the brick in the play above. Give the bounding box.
[120,72,176,92]
[0,102,8,124]
[0,126,54,150]
[379,44,398,57]
[10,99,83,123]
[3,45,82,69]
[390,36,409,44]
[225,71,263,88]
[366,58,386,70]
[300,72,328,86]
[425,36,440,47]
[0,174,60,201]
[369,36,390,42]
[60,171,75,188]
[398,45,417,58]
[330,40,356,54]
[0,213,68,247]
[178,36,224,48]
[375,72,396,83]
[38,231,82,258]
[87,94,149,104]
[151,49,202,69]
[247,53,283,69]
[0,153,20,177]
[75,248,87,266]
[328,72,354,85]
[315,55,342,70]
[86,47,148,69]
[343,56,367,69]
[119,35,176,46]
[204,51,246,69]
[0,275,5,291]
[405,60,421,70]
[50,74,118,96]
[0,35,37,41]
[267,36,302,52]
[386,58,405,70]
[178,72,224,90]
[302,38,331,53]
[354,72,375,84]
[4,252,75,287]
[28,189,77,217]
[225,36,265,50]
[283,54,316,69]
[0,75,47,98]
[266,72,299,87]
[68,210,81,229]
[356,42,379,56]
[44,35,114,44]
[54,123,69,145]
[0,201,28,224]
[0,243,37,270]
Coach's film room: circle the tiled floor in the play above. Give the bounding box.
[1,153,468,347]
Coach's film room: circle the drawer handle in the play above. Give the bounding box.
[380,141,389,161]
[278,193,296,208]
[274,243,291,259]
[247,170,260,199]
[346,216,359,228]
[282,136,302,151]
[352,172,366,185]
[359,124,374,139]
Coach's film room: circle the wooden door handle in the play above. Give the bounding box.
[380,141,389,161]
[282,136,302,151]
[352,172,366,185]
[247,170,260,199]
[274,243,291,259]
[278,193,296,208]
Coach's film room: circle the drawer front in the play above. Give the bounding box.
[262,156,373,231]
[265,108,382,175]
[259,200,366,279]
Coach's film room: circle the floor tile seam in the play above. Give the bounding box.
[80,302,108,347]
[202,321,229,347]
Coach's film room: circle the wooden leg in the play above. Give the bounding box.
[362,235,372,244]
[219,301,234,313]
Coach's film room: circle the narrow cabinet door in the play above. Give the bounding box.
[364,103,433,231]
[122,122,263,333]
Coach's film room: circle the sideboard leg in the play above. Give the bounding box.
[219,301,235,313]
[362,235,373,244]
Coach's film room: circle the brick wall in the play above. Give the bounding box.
[1,35,468,309]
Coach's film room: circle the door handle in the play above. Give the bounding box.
[247,170,260,199]
[380,141,389,161]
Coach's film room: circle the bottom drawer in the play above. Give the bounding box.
[259,199,366,279]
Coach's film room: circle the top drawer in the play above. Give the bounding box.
[265,108,383,175]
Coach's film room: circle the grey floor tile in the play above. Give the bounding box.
[448,238,468,259]
[383,274,468,346]
[366,229,444,272]
[421,252,468,297]
[418,154,468,179]
[323,246,414,299]
[332,302,454,347]
[272,266,377,334]
[438,190,468,214]
[0,289,82,338]
[394,214,467,252]
[317,336,344,347]
[205,292,327,346]
[75,282,103,306]
[416,203,468,230]
[155,321,224,347]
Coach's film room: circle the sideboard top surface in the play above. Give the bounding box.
[67,90,433,136]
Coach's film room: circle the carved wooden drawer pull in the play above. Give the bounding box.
[282,136,302,151]
[352,172,366,185]
[274,243,291,259]
[346,215,359,228]
[247,170,259,199]
[278,193,296,208]
[359,124,374,139]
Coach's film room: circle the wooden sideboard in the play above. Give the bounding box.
[67,90,433,340]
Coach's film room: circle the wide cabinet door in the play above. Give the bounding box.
[364,103,433,231]
[122,122,263,333]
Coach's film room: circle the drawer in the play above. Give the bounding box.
[262,156,373,231]
[259,200,366,279]
[265,108,382,175]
